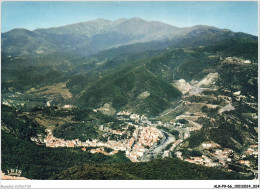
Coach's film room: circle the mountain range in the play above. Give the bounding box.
[2,17,257,56]
[1,17,258,180]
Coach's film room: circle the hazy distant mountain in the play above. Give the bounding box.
[2,17,256,56]
[38,17,181,39]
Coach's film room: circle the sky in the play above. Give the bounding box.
[1,1,258,35]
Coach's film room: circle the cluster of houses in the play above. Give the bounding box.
[177,141,258,172]
[109,128,127,136]
[213,148,233,165]
[159,118,186,128]
[236,144,258,168]
[45,135,81,148]
[126,142,146,162]
[117,111,131,116]
[116,111,189,132]
[126,126,163,162]
[184,155,220,167]
[116,111,148,123]
[38,122,163,162]
[245,144,258,157]
[30,106,259,171]
[201,142,220,149]
[176,141,235,168]
[44,131,129,151]
[232,91,248,101]
[183,148,233,168]
[99,124,128,136]
[89,147,119,156]
[238,160,251,167]
[139,126,163,147]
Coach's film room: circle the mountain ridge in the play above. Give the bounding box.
[2,17,257,57]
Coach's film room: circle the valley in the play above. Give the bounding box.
[1,17,258,180]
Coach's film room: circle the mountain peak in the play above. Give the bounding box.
[190,25,220,30]
[129,17,144,21]
[91,18,111,23]
[126,17,146,23]
[4,28,36,37]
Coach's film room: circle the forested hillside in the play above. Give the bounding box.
[1,18,258,180]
